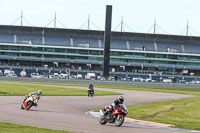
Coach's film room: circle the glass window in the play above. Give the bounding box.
[55,48,65,53]
[90,50,100,55]
[44,48,55,52]
[0,45,9,50]
[21,46,31,51]
[10,46,20,51]
[111,51,122,56]
[32,47,43,52]
[168,55,177,59]
[78,50,89,54]
[67,49,77,53]
[44,54,54,58]
[55,55,65,58]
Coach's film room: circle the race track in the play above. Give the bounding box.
[0,83,196,133]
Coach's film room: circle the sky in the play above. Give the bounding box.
[0,0,200,36]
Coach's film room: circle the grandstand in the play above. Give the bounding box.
[0,25,200,76]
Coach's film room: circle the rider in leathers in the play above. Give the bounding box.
[87,83,94,96]
[104,96,124,116]
[23,90,42,106]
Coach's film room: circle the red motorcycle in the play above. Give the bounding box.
[99,104,128,127]
[21,95,38,110]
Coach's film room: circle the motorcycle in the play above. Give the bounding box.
[87,88,94,97]
[21,95,38,110]
[99,104,128,127]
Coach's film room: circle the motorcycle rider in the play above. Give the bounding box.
[104,96,124,116]
[28,90,42,100]
[23,90,42,105]
[87,83,94,96]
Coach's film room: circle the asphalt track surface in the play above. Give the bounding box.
[0,83,196,133]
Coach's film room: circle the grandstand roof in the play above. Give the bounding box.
[0,25,200,44]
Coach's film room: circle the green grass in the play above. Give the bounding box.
[126,97,200,130]
[1,81,200,95]
[0,82,120,96]
[0,122,72,133]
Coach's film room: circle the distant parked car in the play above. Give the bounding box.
[4,70,15,76]
[163,79,172,83]
[85,73,96,80]
[145,78,152,82]
[126,77,132,81]
[179,80,186,83]
[59,73,68,79]
[77,74,83,79]
[0,70,3,76]
[151,80,156,83]
[109,76,115,81]
[6,74,18,78]
[132,77,145,82]
[191,80,200,84]
[31,72,42,78]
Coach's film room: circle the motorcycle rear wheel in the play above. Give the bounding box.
[99,116,107,125]
[115,116,124,127]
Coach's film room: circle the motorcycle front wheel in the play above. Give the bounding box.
[115,116,124,127]
[99,115,107,125]
[88,91,91,97]
[26,101,33,110]
[21,104,24,109]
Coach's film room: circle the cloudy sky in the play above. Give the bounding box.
[0,0,199,36]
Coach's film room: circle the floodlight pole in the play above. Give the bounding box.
[88,15,90,30]
[154,19,156,34]
[21,11,23,26]
[54,13,57,28]
[121,16,123,32]
[186,21,189,36]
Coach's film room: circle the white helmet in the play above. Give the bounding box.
[118,96,124,104]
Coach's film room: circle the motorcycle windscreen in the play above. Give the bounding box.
[121,104,128,112]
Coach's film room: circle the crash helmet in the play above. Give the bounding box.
[37,90,42,95]
[89,83,93,87]
[117,96,124,104]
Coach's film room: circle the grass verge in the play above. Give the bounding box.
[0,81,200,96]
[126,97,200,130]
[1,81,200,95]
[0,122,72,133]
[0,82,120,96]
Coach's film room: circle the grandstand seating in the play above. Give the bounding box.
[0,34,14,43]
[184,44,200,54]
[73,59,101,64]
[0,33,200,55]
[73,37,99,48]
[17,35,42,45]
[129,41,155,51]
[1,33,200,56]
[45,36,70,46]
[110,40,127,50]
[157,42,182,53]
